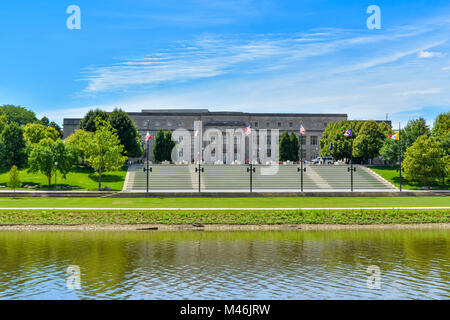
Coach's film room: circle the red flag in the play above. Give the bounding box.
[300,124,306,135]
[145,131,152,141]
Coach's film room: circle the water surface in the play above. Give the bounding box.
[0,229,448,299]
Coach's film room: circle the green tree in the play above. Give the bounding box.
[83,118,127,189]
[403,135,444,187]
[0,122,27,169]
[49,122,64,139]
[320,120,361,161]
[379,138,400,165]
[109,109,143,157]
[65,129,93,163]
[163,130,176,162]
[39,116,50,127]
[0,105,37,125]
[0,111,7,134]
[431,112,449,138]
[353,121,385,163]
[7,165,21,194]
[279,131,291,161]
[152,129,165,162]
[402,118,430,149]
[289,133,299,162]
[23,123,60,144]
[78,109,109,132]
[28,138,77,187]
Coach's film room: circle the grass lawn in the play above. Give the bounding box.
[0,208,447,225]
[0,166,127,191]
[0,197,448,208]
[370,166,449,190]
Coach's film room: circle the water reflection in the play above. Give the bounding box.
[0,230,448,299]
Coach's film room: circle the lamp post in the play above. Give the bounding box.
[143,120,152,193]
[298,122,306,192]
[54,161,58,190]
[347,121,356,192]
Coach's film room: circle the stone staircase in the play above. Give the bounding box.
[124,164,397,191]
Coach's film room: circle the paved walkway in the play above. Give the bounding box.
[0,207,448,210]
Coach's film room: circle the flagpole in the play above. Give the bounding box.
[300,126,303,192]
[350,122,353,192]
[250,123,253,192]
[146,121,149,193]
[399,122,402,192]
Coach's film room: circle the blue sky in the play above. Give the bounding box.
[0,0,449,128]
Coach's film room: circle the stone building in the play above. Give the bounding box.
[63,109,348,162]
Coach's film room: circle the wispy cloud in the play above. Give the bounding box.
[80,21,445,93]
[418,50,444,58]
[399,88,443,96]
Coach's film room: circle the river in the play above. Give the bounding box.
[0,229,448,299]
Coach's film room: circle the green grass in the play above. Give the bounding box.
[370,166,449,190]
[0,197,448,208]
[0,166,127,191]
[0,208,447,225]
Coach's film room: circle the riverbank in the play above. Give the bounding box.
[1,223,449,231]
[0,208,448,228]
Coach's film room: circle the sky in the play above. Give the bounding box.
[0,0,449,128]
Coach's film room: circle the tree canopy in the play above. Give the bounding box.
[78,109,109,132]
[279,131,291,161]
[109,109,143,157]
[28,138,77,187]
[23,123,60,144]
[83,118,127,188]
[0,122,27,169]
[353,121,387,162]
[403,135,445,187]
[0,105,37,126]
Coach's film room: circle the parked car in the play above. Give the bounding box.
[321,156,334,164]
[312,156,334,165]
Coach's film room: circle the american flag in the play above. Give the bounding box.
[145,131,152,141]
[300,124,306,135]
[344,129,352,137]
[244,124,252,136]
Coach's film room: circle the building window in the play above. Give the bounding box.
[224,136,228,144]
[178,136,183,143]
[267,136,271,145]
[266,122,270,128]
[289,122,293,128]
[278,122,282,127]
[178,121,183,127]
[254,122,258,128]
[154,121,160,127]
[211,136,216,143]
[234,136,240,144]
[300,136,306,145]
[324,122,327,128]
[311,136,318,145]
[167,121,173,126]
[178,149,183,157]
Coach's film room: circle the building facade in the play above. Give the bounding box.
[63,109,348,162]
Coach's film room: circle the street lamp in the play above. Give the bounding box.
[54,161,58,190]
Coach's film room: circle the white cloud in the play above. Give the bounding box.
[418,50,443,58]
[399,88,442,96]
[80,24,442,93]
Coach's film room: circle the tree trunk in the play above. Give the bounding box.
[98,168,102,189]
[48,174,52,187]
